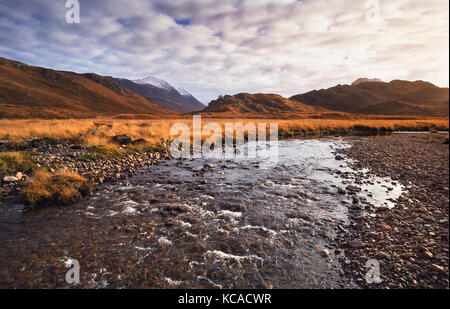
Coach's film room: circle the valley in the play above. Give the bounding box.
[0,57,448,289]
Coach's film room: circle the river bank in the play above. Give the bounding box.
[336,133,449,288]
[0,137,171,206]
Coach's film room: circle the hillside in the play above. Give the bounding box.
[201,93,328,116]
[109,76,205,113]
[0,57,177,119]
[290,79,449,116]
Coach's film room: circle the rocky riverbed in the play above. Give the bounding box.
[336,133,449,289]
[0,133,448,289]
[0,137,171,206]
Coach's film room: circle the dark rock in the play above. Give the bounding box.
[111,134,132,145]
[165,219,176,227]
[346,185,359,192]
[347,240,366,249]
[203,163,214,169]
[131,139,147,145]
[30,137,61,148]
[299,213,311,221]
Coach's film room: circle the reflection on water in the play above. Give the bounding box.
[0,138,404,288]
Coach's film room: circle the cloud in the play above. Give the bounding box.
[0,0,448,103]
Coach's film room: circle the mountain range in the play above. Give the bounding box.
[201,78,448,117]
[289,79,449,116]
[0,57,448,119]
[108,76,205,113]
[0,57,176,118]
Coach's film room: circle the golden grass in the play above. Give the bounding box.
[272,118,449,134]
[0,118,175,143]
[0,119,95,139]
[0,151,37,178]
[21,170,93,206]
[0,117,448,145]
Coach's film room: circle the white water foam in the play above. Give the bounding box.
[219,210,243,219]
[205,250,263,265]
[237,225,277,237]
[176,220,192,228]
[122,200,139,214]
[197,276,223,289]
[122,206,137,214]
[158,236,172,246]
[164,277,183,286]
[135,246,153,251]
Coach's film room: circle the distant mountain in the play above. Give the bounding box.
[109,76,205,113]
[134,76,173,89]
[0,57,176,118]
[351,78,383,86]
[290,79,449,116]
[201,93,328,115]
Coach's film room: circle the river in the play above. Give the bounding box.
[0,138,404,288]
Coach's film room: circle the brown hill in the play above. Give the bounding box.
[201,93,328,116]
[0,57,177,118]
[290,79,449,116]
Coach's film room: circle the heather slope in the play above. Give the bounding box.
[0,57,176,119]
[201,93,328,116]
[290,80,449,116]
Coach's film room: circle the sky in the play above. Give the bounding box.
[0,0,448,104]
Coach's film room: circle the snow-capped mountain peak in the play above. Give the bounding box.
[177,88,193,97]
[133,76,173,90]
[112,75,205,112]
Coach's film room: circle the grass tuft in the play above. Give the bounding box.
[21,170,94,206]
[88,144,123,160]
[125,142,167,153]
[0,152,37,178]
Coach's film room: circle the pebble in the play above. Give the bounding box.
[15,172,23,181]
[431,264,445,273]
[3,176,18,183]
[379,223,392,230]
[320,249,330,257]
[347,240,366,249]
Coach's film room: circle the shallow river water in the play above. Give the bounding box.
[0,138,404,288]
